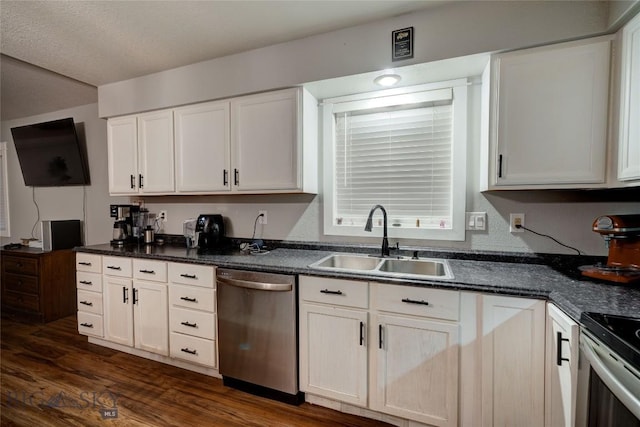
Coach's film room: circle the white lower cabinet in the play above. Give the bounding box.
[102,257,169,356]
[299,276,460,426]
[168,262,217,368]
[545,303,579,427]
[481,295,546,427]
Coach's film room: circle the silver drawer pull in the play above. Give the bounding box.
[181,321,197,328]
[181,347,197,355]
[401,298,429,306]
[79,280,93,285]
[107,266,122,270]
[80,322,94,328]
[80,301,93,306]
[180,296,197,303]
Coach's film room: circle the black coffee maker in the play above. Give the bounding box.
[195,214,228,253]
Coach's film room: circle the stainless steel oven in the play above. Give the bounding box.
[577,313,640,427]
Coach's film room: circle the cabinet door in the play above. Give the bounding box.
[133,280,169,356]
[299,303,368,406]
[492,37,611,187]
[231,88,300,192]
[481,295,545,427]
[107,116,138,194]
[137,110,175,193]
[371,314,459,427]
[175,101,231,192]
[618,12,640,182]
[545,304,579,427]
[103,277,133,346]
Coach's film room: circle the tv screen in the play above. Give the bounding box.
[11,117,90,187]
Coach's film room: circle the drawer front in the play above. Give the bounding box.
[4,273,39,295]
[169,263,215,288]
[300,275,368,309]
[169,284,215,313]
[170,332,216,367]
[133,259,168,283]
[78,311,103,337]
[170,307,216,340]
[77,272,103,292]
[3,290,39,311]
[3,256,38,276]
[373,283,460,321]
[76,253,102,273]
[77,289,103,315]
[102,256,132,278]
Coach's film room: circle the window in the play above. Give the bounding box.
[0,142,10,237]
[323,80,467,241]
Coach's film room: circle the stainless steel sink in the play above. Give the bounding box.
[378,258,453,279]
[311,254,382,271]
[309,253,453,280]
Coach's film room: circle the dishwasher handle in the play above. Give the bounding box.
[217,276,292,292]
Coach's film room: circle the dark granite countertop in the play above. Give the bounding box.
[75,243,640,323]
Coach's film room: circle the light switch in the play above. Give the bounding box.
[465,212,487,231]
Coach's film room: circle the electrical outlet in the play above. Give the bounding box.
[510,213,525,233]
[258,210,267,225]
[159,210,167,223]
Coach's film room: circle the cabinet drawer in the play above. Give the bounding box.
[78,311,103,337]
[170,307,216,340]
[169,284,215,313]
[170,332,216,367]
[3,256,38,276]
[102,256,132,277]
[300,275,368,309]
[76,272,103,292]
[77,289,103,315]
[4,273,39,295]
[3,290,39,311]
[169,263,215,288]
[76,253,102,273]
[373,283,460,321]
[133,259,168,283]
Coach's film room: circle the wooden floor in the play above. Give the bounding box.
[1,314,391,427]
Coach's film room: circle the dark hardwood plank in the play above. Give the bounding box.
[1,315,392,426]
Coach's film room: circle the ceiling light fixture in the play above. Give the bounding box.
[374,73,401,87]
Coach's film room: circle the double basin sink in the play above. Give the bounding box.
[309,253,454,280]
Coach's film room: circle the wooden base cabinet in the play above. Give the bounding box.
[1,248,77,322]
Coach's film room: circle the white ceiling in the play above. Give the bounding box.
[0,0,445,121]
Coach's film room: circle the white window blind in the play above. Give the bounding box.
[0,142,10,237]
[334,103,453,228]
[323,80,468,241]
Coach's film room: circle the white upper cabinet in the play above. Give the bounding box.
[107,116,138,194]
[617,12,640,183]
[107,87,317,196]
[485,36,612,189]
[137,110,175,193]
[231,88,317,193]
[174,101,231,193]
[107,110,175,194]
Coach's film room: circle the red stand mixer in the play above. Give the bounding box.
[581,214,640,284]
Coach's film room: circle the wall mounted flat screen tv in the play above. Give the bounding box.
[11,117,90,187]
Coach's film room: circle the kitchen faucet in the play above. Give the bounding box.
[364,205,390,257]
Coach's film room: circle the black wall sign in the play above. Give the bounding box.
[392,27,414,61]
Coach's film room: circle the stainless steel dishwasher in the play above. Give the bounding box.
[216,268,302,404]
